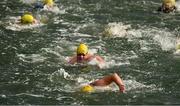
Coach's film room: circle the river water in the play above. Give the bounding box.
[0,0,180,105]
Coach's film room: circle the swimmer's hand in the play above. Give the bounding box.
[119,85,125,93]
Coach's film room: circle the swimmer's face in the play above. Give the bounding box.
[163,3,174,10]
[77,53,86,62]
[163,3,173,9]
[162,3,175,13]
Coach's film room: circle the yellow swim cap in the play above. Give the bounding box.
[77,43,88,55]
[21,14,34,24]
[81,85,94,93]
[163,0,176,6]
[43,0,54,6]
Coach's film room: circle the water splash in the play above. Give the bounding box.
[176,1,180,12]
[49,68,71,84]
[5,16,44,31]
[124,79,163,93]
[17,54,47,63]
[20,0,37,4]
[127,27,176,51]
[99,22,177,51]
[101,22,131,37]
[43,5,64,14]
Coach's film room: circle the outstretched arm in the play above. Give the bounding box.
[90,73,125,93]
[95,55,105,63]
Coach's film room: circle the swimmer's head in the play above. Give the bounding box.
[81,85,94,93]
[77,43,88,55]
[43,0,54,6]
[163,0,176,7]
[21,13,34,24]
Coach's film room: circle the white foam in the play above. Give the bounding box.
[102,23,177,51]
[15,93,45,98]
[87,57,106,69]
[72,33,92,37]
[127,27,176,51]
[54,17,64,24]
[43,5,65,14]
[20,0,37,4]
[152,30,176,51]
[0,95,6,98]
[176,1,180,12]
[104,50,136,68]
[102,22,130,37]
[105,59,130,68]
[49,68,71,82]
[124,79,163,92]
[17,54,47,63]
[41,47,62,57]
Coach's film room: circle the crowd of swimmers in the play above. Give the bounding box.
[18,0,179,93]
[20,0,54,25]
[20,0,177,25]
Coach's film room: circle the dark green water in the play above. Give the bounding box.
[0,0,180,105]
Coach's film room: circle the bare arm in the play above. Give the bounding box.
[68,56,77,64]
[90,73,125,93]
[94,55,106,69]
[95,55,105,64]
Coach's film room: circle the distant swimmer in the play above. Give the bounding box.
[68,43,106,69]
[34,0,54,10]
[101,23,129,37]
[20,13,38,24]
[157,0,176,13]
[5,12,45,31]
[80,73,125,93]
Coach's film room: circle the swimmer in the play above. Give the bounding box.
[68,43,106,69]
[34,0,54,9]
[20,13,38,24]
[157,0,176,13]
[80,73,125,93]
[101,23,129,37]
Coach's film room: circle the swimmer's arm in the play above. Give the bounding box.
[90,73,125,93]
[95,55,106,69]
[68,56,77,64]
[95,55,105,64]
